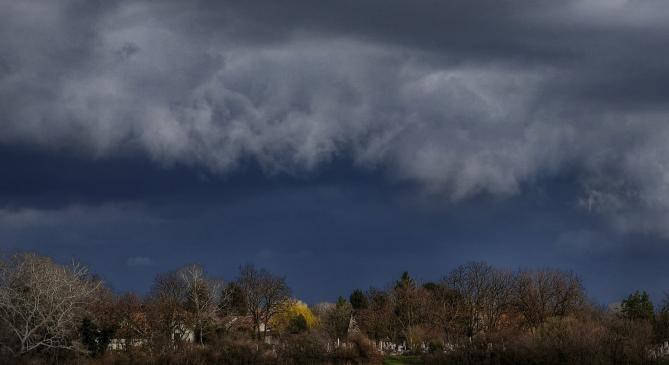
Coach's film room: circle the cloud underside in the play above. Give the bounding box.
[2,0,669,236]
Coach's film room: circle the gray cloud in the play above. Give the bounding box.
[2,0,669,236]
[0,204,163,250]
[126,256,155,267]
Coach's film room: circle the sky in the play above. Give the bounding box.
[2,0,669,305]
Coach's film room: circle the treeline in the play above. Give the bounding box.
[1,252,669,365]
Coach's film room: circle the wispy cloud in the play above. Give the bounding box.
[126,256,155,267]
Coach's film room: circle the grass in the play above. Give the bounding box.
[383,355,424,365]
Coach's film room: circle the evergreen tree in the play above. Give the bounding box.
[79,317,113,356]
[622,290,654,322]
[350,289,368,310]
[221,282,248,315]
[655,295,669,342]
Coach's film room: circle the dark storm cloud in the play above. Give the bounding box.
[2,0,669,238]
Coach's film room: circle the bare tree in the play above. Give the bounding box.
[392,272,428,349]
[447,262,513,340]
[237,264,290,340]
[514,269,585,328]
[322,297,352,341]
[178,264,222,345]
[145,271,189,353]
[513,268,585,329]
[356,288,397,342]
[0,252,100,356]
[423,281,462,343]
[111,292,147,352]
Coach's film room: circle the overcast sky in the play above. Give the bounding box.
[2,0,669,304]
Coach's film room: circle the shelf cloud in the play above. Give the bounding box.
[3,0,669,237]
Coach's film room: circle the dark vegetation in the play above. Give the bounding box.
[2,252,669,364]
